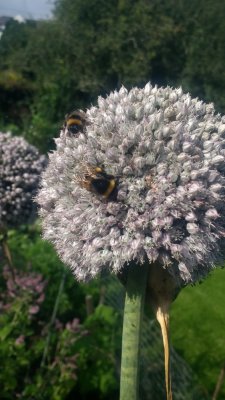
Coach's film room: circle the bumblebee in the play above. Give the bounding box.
[75,164,117,200]
[64,110,86,135]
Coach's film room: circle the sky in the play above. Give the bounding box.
[0,0,54,20]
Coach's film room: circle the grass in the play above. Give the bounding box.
[170,268,225,399]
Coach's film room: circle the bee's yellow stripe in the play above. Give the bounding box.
[95,167,103,173]
[67,118,82,126]
[103,179,116,198]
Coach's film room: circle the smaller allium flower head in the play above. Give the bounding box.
[0,132,46,228]
[37,84,225,285]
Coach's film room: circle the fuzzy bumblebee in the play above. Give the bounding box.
[63,110,86,135]
[75,164,117,200]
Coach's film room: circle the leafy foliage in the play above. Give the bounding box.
[1,225,224,398]
[0,0,224,151]
[0,226,121,399]
[171,269,225,399]
[177,0,225,112]
[75,305,121,398]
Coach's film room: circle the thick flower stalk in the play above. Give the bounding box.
[0,132,46,229]
[37,84,225,399]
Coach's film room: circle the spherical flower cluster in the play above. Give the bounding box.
[0,132,46,228]
[37,84,225,285]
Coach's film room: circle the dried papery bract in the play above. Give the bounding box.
[147,263,179,400]
[37,83,225,399]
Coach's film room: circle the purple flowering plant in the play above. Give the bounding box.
[38,84,225,285]
[0,132,46,230]
[37,83,225,400]
[0,262,86,399]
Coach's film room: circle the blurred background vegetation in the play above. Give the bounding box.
[0,0,224,152]
[0,0,225,398]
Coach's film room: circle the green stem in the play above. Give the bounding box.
[41,268,66,368]
[120,263,148,400]
[0,229,15,280]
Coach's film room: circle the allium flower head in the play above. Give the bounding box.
[0,132,46,228]
[37,84,225,285]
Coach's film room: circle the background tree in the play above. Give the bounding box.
[0,0,224,150]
